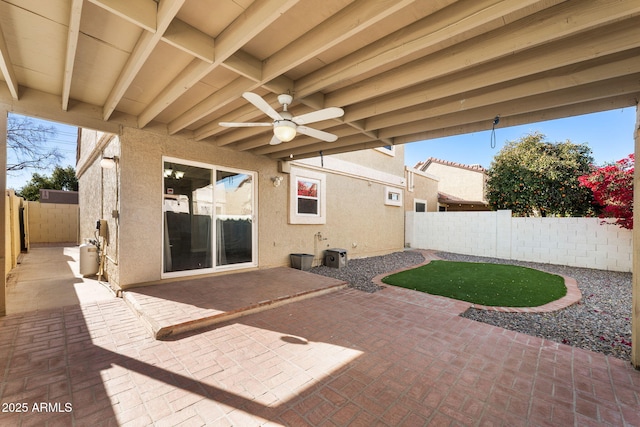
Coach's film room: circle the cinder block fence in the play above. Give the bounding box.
[27,201,79,244]
[406,210,632,272]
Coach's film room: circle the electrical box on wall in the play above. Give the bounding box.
[96,219,108,238]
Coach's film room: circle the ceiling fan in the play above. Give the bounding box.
[219,92,344,145]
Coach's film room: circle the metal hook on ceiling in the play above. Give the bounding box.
[491,115,500,149]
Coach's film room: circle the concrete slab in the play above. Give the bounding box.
[123,267,348,339]
[5,245,115,314]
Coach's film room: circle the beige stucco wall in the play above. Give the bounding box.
[404,168,439,212]
[77,129,121,285]
[85,127,405,288]
[424,162,486,201]
[334,146,404,176]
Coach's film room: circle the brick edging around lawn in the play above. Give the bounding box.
[373,250,582,313]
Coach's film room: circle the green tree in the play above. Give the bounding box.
[18,166,78,201]
[486,132,595,217]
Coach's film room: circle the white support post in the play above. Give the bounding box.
[633,104,640,369]
[0,109,7,316]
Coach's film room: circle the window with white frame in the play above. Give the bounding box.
[415,199,426,212]
[384,186,402,206]
[375,145,396,156]
[289,168,326,224]
[296,178,320,215]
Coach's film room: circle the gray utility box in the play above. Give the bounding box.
[325,248,347,268]
[290,253,314,271]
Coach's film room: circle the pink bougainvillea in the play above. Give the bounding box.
[578,154,634,229]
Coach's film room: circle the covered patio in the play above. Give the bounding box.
[0,269,639,425]
[1,0,639,404]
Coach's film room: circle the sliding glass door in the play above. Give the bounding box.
[163,158,255,276]
[215,170,253,266]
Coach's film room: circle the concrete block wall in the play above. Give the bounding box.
[409,211,499,258]
[407,210,632,272]
[28,202,79,244]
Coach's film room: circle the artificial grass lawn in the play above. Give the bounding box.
[382,260,566,307]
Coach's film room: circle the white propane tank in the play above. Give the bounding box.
[79,242,99,276]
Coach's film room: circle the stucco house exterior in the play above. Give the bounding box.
[1,0,639,367]
[404,166,439,213]
[77,129,406,290]
[415,158,489,211]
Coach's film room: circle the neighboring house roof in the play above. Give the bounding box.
[39,189,79,205]
[437,191,488,207]
[414,158,488,210]
[416,157,487,173]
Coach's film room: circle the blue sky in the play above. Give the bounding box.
[405,107,636,170]
[5,107,637,190]
[6,116,79,190]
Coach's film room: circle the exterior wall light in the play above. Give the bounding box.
[100,156,118,169]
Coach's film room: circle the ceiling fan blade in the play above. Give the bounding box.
[297,126,338,142]
[243,92,283,121]
[292,107,344,125]
[219,122,272,127]
[269,135,282,145]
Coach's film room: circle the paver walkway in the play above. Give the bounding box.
[1,284,639,426]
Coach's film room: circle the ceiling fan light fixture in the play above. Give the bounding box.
[274,120,297,142]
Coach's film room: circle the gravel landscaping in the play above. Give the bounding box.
[309,251,425,293]
[310,250,633,361]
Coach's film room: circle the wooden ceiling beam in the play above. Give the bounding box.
[138,0,301,128]
[189,0,542,148]
[166,52,271,134]
[0,22,18,100]
[393,94,640,145]
[0,86,128,134]
[380,75,640,139]
[213,127,269,147]
[295,0,554,96]
[270,94,638,160]
[162,18,214,63]
[181,0,423,148]
[167,76,255,134]
[170,0,414,136]
[282,139,394,160]
[265,133,375,160]
[103,0,185,121]
[88,0,157,32]
[221,50,262,82]
[262,0,417,83]
[327,0,640,107]
[366,53,640,131]
[61,0,83,111]
[198,101,274,144]
[345,20,640,123]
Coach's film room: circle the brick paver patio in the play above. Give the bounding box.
[1,283,639,426]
